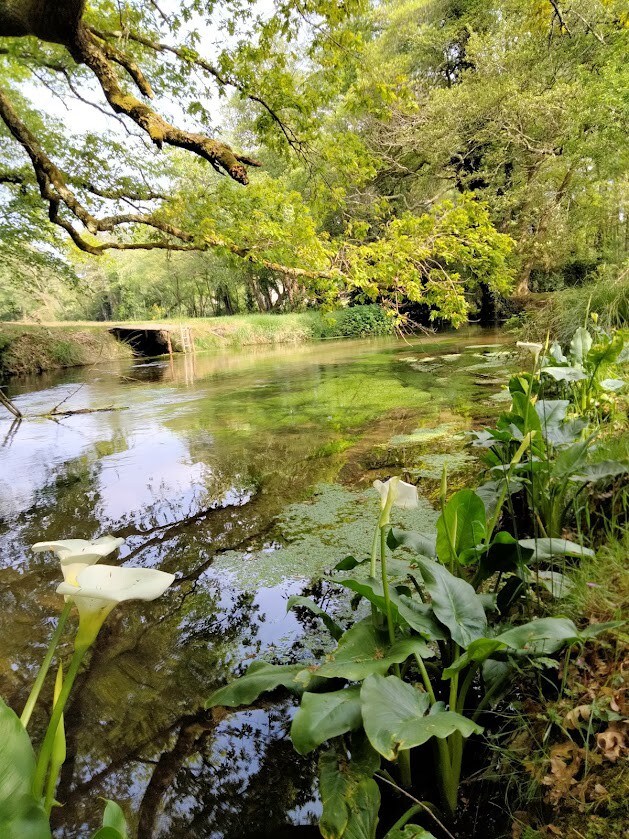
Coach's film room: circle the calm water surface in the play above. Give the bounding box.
[0,329,511,838]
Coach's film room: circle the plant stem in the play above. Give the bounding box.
[21,601,73,728]
[379,526,412,788]
[32,643,88,801]
[380,526,396,648]
[370,522,379,578]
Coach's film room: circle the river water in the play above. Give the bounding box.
[0,329,510,838]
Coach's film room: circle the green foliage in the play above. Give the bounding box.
[315,305,394,338]
[342,198,514,326]
[0,699,50,839]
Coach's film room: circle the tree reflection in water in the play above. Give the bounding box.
[0,333,508,836]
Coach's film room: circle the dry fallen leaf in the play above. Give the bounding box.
[596,721,628,762]
[564,704,591,729]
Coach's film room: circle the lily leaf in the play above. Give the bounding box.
[535,400,569,427]
[600,378,625,392]
[444,617,623,676]
[0,698,51,839]
[528,570,574,598]
[299,620,432,685]
[360,675,482,760]
[412,557,487,648]
[319,739,380,839]
[518,538,594,560]
[387,528,437,558]
[206,662,308,708]
[571,460,629,483]
[334,576,445,640]
[476,532,533,584]
[291,688,362,755]
[542,366,587,382]
[570,327,593,365]
[436,490,486,566]
[101,800,127,838]
[286,595,344,641]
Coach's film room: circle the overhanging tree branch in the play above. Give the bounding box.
[0,84,332,281]
[89,26,306,154]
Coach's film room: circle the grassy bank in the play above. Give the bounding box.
[0,306,393,377]
[509,268,629,344]
[0,324,133,377]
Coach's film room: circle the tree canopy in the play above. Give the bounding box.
[0,0,627,323]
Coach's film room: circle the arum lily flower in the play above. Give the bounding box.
[516,341,543,360]
[373,477,418,526]
[57,564,176,649]
[33,535,124,584]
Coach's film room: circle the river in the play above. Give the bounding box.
[0,328,511,838]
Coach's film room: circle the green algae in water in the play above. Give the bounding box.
[388,423,460,446]
[410,451,476,480]
[212,482,438,588]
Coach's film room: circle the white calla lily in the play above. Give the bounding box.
[373,477,418,526]
[32,535,124,584]
[57,564,176,648]
[516,341,543,360]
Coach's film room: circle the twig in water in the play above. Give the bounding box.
[0,388,22,419]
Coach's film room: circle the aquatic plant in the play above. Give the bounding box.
[0,537,174,839]
[206,474,620,836]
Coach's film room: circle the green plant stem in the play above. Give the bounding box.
[379,526,396,649]
[370,522,379,578]
[414,653,456,812]
[32,643,88,800]
[43,755,62,816]
[21,601,73,728]
[379,525,412,788]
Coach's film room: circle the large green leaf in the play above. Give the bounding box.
[542,366,587,382]
[0,698,50,839]
[535,399,569,427]
[599,378,625,392]
[412,557,487,648]
[360,675,482,760]
[206,662,307,708]
[588,333,623,367]
[444,618,623,676]
[334,576,445,640]
[517,538,594,560]
[387,528,437,558]
[572,460,629,482]
[291,688,362,755]
[551,440,590,479]
[298,621,432,685]
[318,741,380,839]
[101,800,127,838]
[436,490,486,566]
[286,595,344,640]
[570,327,593,365]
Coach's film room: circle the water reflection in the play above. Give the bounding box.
[0,329,510,837]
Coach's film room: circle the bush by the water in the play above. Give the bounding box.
[314,305,394,339]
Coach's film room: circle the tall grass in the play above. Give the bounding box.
[511,263,629,344]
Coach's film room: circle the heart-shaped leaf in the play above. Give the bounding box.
[206,662,308,708]
[291,688,362,755]
[412,557,487,648]
[360,675,482,760]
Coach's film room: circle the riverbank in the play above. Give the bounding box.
[0,324,134,377]
[0,306,393,377]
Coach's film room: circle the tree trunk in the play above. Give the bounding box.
[0,0,85,43]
